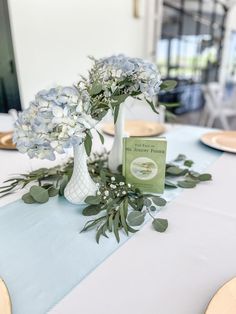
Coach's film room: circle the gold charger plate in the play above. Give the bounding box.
[101,120,166,137]
[0,132,16,150]
[201,131,236,154]
[206,278,236,314]
[0,278,12,314]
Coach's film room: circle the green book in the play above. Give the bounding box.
[123,137,167,194]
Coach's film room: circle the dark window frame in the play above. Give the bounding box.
[157,0,228,83]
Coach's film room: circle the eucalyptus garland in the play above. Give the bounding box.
[0,153,212,243]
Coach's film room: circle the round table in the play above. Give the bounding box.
[0,114,236,314]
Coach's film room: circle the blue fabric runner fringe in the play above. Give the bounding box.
[0,126,222,314]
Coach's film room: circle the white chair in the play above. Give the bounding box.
[200,82,236,129]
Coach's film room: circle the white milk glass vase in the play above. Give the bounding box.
[158,104,166,123]
[64,143,97,204]
[108,101,126,172]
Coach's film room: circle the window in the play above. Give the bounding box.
[157,0,228,83]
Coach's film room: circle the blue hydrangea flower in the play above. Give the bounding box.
[85,55,162,117]
[90,54,162,99]
[13,86,96,160]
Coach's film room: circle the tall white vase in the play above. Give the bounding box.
[158,104,166,123]
[64,143,97,204]
[108,102,126,172]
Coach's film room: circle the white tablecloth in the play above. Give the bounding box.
[0,114,236,314]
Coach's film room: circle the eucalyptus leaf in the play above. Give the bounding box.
[59,175,69,196]
[96,225,104,244]
[108,214,113,232]
[97,131,104,144]
[127,211,145,226]
[160,80,177,91]
[174,154,186,162]
[22,193,35,204]
[144,198,152,207]
[84,195,101,205]
[152,218,168,232]
[113,104,120,124]
[30,186,49,203]
[136,197,144,210]
[184,160,194,167]
[145,98,159,114]
[198,173,212,181]
[177,180,197,188]
[48,186,59,197]
[43,184,53,189]
[82,205,101,216]
[80,216,106,232]
[117,165,123,173]
[90,82,103,95]
[101,223,109,238]
[166,166,187,176]
[150,205,157,212]
[165,180,177,188]
[152,197,167,207]
[120,202,129,235]
[160,102,180,108]
[113,211,120,243]
[84,134,92,156]
[112,94,128,105]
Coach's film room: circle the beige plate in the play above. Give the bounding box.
[0,278,12,314]
[0,132,16,150]
[102,120,166,137]
[205,278,236,314]
[201,131,236,154]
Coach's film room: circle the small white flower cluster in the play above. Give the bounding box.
[13,86,96,160]
[96,176,133,200]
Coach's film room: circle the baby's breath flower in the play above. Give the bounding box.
[122,191,127,195]
[104,190,109,196]
[111,177,116,182]
[110,184,116,189]
[119,182,125,186]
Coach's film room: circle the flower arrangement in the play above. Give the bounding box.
[82,54,175,122]
[13,86,97,160]
[12,54,177,204]
[13,55,175,161]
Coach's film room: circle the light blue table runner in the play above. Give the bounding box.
[0,126,222,314]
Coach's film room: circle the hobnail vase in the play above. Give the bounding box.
[64,143,97,204]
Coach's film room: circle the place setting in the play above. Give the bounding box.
[0,278,11,314]
[0,110,17,150]
[201,130,236,154]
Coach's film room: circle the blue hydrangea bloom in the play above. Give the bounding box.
[13,86,96,160]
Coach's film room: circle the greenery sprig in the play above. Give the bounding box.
[81,174,168,243]
[0,152,212,243]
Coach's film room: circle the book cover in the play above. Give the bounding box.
[123,137,167,194]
